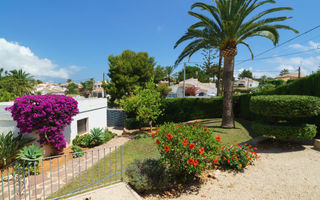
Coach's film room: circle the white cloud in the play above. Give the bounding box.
[0,38,82,79]
[289,41,320,51]
[271,56,320,75]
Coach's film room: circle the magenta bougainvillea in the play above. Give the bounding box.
[6,95,79,152]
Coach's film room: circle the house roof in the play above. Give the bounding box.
[275,73,305,80]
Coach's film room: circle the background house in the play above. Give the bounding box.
[233,78,259,90]
[35,83,66,95]
[92,81,105,98]
[275,73,305,82]
[168,78,217,97]
[0,98,107,146]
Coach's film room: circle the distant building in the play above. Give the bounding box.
[92,81,105,98]
[233,78,259,90]
[275,73,305,82]
[35,83,66,95]
[168,78,217,98]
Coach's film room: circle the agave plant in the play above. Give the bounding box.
[90,128,105,145]
[0,132,33,169]
[18,145,44,160]
[16,145,44,175]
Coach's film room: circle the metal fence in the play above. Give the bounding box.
[0,145,123,200]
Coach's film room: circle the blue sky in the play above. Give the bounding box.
[0,0,319,82]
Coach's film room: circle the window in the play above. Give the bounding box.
[77,118,88,135]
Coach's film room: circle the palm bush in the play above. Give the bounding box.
[90,128,105,145]
[0,132,33,168]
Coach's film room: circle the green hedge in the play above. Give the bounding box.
[157,97,240,123]
[125,118,142,130]
[250,95,320,121]
[251,122,317,140]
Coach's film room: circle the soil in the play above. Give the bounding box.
[144,139,320,200]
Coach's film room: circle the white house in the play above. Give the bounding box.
[233,78,259,88]
[0,98,107,146]
[168,78,217,98]
[35,83,66,95]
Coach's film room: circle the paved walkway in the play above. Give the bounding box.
[66,182,142,200]
[1,135,130,200]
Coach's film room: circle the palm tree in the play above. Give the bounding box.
[165,66,174,86]
[174,0,298,128]
[8,69,35,96]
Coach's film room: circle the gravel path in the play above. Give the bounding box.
[144,144,320,200]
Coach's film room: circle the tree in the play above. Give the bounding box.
[165,66,175,86]
[65,82,79,94]
[238,69,253,79]
[154,65,166,84]
[174,0,297,128]
[80,78,94,98]
[260,75,268,84]
[156,84,172,98]
[105,50,155,101]
[67,79,72,83]
[178,66,210,83]
[120,82,162,132]
[197,48,217,77]
[280,68,289,76]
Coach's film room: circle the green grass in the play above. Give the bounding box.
[49,133,158,199]
[195,118,259,144]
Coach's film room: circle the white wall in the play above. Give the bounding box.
[0,98,108,147]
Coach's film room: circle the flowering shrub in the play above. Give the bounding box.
[154,122,220,180]
[218,144,258,170]
[185,87,196,96]
[6,95,79,152]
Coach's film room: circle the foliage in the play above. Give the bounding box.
[6,95,79,152]
[154,122,220,181]
[250,95,320,121]
[125,118,142,130]
[185,87,196,96]
[218,144,258,170]
[196,48,219,78]
[90,128,105,146]
[120,82,162,131]
[65,82,79,94]
[80,78,94,98]
[177,66,210,83]
[16,144,44,175]
[105,50,156,101]
[251,122,317,140]
[73,134,93,148]
[238,69,253,79]
[280,68,290,76]
[265,79,285,87]
[104,129,116,142]
[0,89,16,102]
[0,132,33,168]
[71,145,85,158]
[154,65,166,84]
[158,97,240,124]
[267,71,320,97]
[156,84,171,98]
[125,159,168,192]
[165,66,175,86]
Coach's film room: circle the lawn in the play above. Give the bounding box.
[50,118,257,198]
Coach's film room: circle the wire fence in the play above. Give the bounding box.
[0,145,124,200]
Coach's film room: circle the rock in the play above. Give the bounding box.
[314,139,320,150]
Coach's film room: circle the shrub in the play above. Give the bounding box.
[90,128,105,146]
[125,159,168,192]
[266,79,285,87]
[185,87,196,96]
[125,118,142,130]
[0,132,34,168]
[71,145,84,158]
[154,122,220,181]
[72,134,93,148]
[218,144,258,170]
[250,95,320,121]
[16,144,44,174]
[103,129,116,142]
[6,95,79,152]
[251,122,317,140]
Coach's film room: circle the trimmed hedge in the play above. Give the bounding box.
[250,95,320,120]
[157,97,240,123]
[125,118,142,130]
[251,122,317,140]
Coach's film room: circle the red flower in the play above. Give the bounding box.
[164,145,170,152]
[216,136,222,142]
[193,160,199,167]
[151,133,155,138]
[188,158,194,164]
[182,139,188,145]
[213,158,218,165]
[156,129,159,133]
[200,147,205,155]
[189,143,195,149]
[156,139,160,145]
[166,133,173,140]
[193,120,198,124]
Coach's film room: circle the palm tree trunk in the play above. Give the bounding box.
[217,52,222,96]
[221,55,235,128]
